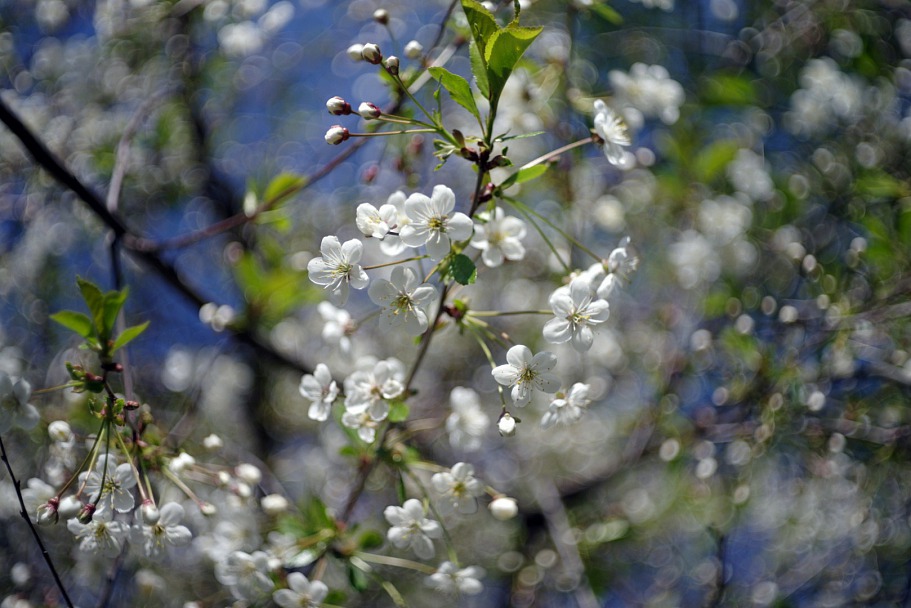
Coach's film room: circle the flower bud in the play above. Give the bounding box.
[497,412,517,437]
[141,500,160,524]
[384,55,399,75]
[373,8,389,24]
[358,102,382,120]
[261,494,290,516]
[346,43,365,61]
[48,420,73,443]
[326,96,351,116]
[404,40,423,59]
[58,496,82,518]
[325,125,350,145]
[77,502,96,524]
[489,496,518,520]
[199,502,217,516]
[203,433,224,451]
[36,497,59,525]
[361,43,382,64]
[235,463,262,485]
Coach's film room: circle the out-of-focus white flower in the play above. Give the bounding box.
[299,363,339,422]
[130,502,192,558]
[346,43,365,61]
[384,499,442,559]
[541,382,591,428]
[489,496,518,520]
[431,462,485,515]
[405,40,424,59]
[368,266,438,335]
[426,561,485,595]
[543,278,610,352]
[318,301,354,352]
[273,572,328,608]
[261,494,290,516]
[341,409,380,443]
[727,149,773,202]
[446,387,490,451]
[609,63,684,128]
[669,230,721,289]
[592,100,631,167]
[470,208,527,267]
[307,236,368,306]
[399,185,473,260]
[343,358,405,421]
[492,345,561,406]
[0,372,39,434]
[215,550,275,602]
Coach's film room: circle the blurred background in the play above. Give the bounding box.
[2,0,911,606]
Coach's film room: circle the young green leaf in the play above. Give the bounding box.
[387,400,410,423]
[469,41,490,99]
[50,310,95,339]
[499,164,549,190]
[111,321,150,353]
[263,172,307,208]
[77,277,105,334]
[484,24,543,107]
[102,288,128,340]
[428,67,481,121]
[451,254,478,285]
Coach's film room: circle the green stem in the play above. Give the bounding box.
[505,195,602,263]
[363,255,428,270]
[468,309,552,317]
[354,551,437,574]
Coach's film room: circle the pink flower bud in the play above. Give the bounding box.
[325,125,350,145]
[36,497,59,525]
[361,43,382,64]
[384,55,399,75]
[358,102,382,120]
[326,96,351,116]
[141,500,160,524]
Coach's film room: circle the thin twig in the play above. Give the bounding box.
[0,433,76,608]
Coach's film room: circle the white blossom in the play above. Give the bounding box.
[355,201,397,239]
[341,409,380,443]
[399,185,473,260]
[0,372,39,434]
[130,502,192,558]
[446,387,490,451]
[543,278,610,352]
[273,572,328,608]
[318,301,354,352]
[609,63,684,128]
[299,363,339,422]
[541,382,592,428]
[379,191,410,256]
[426,561,485,596]
[492,345,561,406]
[431,462,485,515]
[470,208,527,267]
[343,358,406,421]
[307,236,369,305]
[79,454,137,515]
[367,266,438,335]
[384,499,442,559]
[215,550,275,602]
[593,100,631,167]
[67,510,128,557]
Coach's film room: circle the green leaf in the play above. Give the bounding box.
[263,172,307,207]
[461,0,499,58]
[396,473,407,504]
[484,24,543,106]
[77,277,105,334]
[855,171,909,199]
[358,530,384,550]
[450,254,477,285]
[387,399,410,423]
[590,2,623,24]
[50,310,95,339]
[111,321,150,353]
[693,140,740,183]
[500,164,549,190]
[101,288,128,340]
[469,41,490,99]
[700,73,757,106]
[428,67,480,121]
[347,561,369,592]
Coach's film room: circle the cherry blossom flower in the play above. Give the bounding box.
[543,278,610,352]
[593,99,631,167]
[343,358,406,421]
[130,502,192,558]
[541,382,592,428]
[307,236,369,306]
[341,408,381,443]
[470,208,527,267]
[492,345,561,406]
[215,550,275,602]
[273,572,329,608]
[399,185,473,260]
[426,561,485,596]
[384,499,442,559]
[299,363,339,422]
[79,454,137,515]
[318,301,354,352]
[355,201,397,238]
[431,462,485,515]
[379,191,410,256]
[368,266,438,335]
[67,510,129,557]
[445,387,490,451]
[0,372,39,434]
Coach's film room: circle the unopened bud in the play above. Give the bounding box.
[384,55,399,75]
[261,494,290,516]
[373,8,389,24]
[77,502,96,524]
[346,43,365,61]
[203,433,224,451]
[58,496,82,518]
[36,497,60,525]
[325,125,350,145]
[199,502,217,516]
[497,412,517,437]
[235,463,262,485]
[404,40,423,59]
[326,96,351,116]
[489,496,518,520]
[358,102,382,120]
[361,43,382,64]
[478,182,495,203]
[124,400,140,411]
[141,500,160,524]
